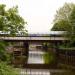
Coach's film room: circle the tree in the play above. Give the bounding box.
[0,4,27,75]
[51,3,75,47]
[0,4,27,36]
[0,4,28,61]
[52,3,74,31]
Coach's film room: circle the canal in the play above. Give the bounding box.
[28,50,45,64]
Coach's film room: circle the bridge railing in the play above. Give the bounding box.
[0,36,67,41]
[58,48,75,69]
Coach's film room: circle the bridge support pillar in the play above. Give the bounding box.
[54,42,60,68]
[23,42,29,64]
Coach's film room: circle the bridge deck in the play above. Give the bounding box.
[0,36,67,41]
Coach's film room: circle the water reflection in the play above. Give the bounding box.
[28,51,45,64]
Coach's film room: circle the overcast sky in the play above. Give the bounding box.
[0,0,75,33]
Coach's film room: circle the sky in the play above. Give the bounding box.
[0,0,75,33]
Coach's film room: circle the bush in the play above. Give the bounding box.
[0,62,19,75]
[43,52,55,64]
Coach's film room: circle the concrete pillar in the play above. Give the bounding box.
[54,41,60,68]
[23,42,29,65]
[23,42,29,56]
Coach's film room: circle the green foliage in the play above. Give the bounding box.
[43,52,55,64]
[52,3,75,47]
[52,20,71,31]
[0,62,19,75]
[0,4,28,74]
[0,4,27,36]
[52,3,75,31]
[0,4,28,61]
[0,41,10,61]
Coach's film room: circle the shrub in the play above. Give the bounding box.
[43,52,55,64]
[0,62,19,75]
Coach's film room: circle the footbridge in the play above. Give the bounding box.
[0,31,67,42]
[0,31,69,70]
[0,36,67,41]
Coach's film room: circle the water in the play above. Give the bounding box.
[20,69,50,75]
[21,51,51,75]
[21,51,66,75]
[28,51,45,64]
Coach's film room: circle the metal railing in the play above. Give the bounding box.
[58,48,75,67]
